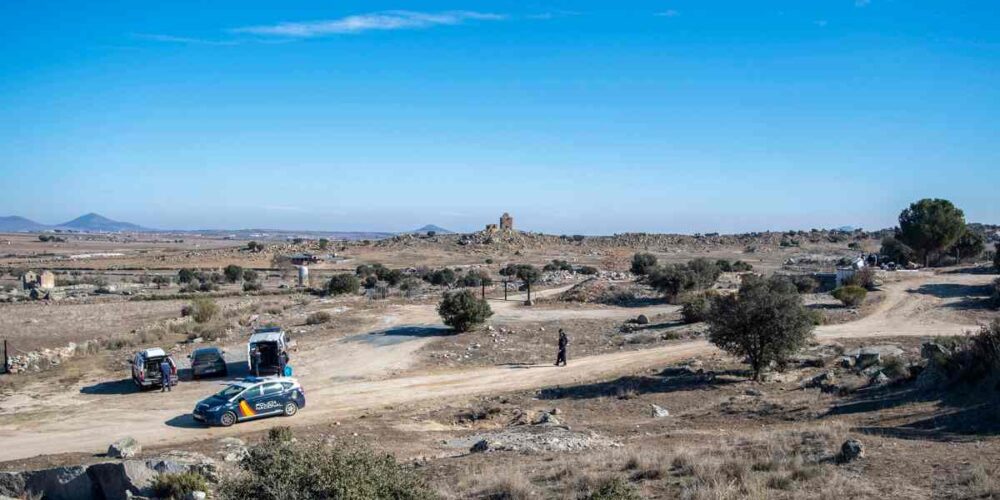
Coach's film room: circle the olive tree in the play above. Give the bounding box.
[897,198,966,267]
[707,275,815,380]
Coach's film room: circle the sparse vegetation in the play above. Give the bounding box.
[707,275,815,380]
[224,264,244,283]
[327,273,360,296]
[151,472,209,500]
[438,289,493,332]
[647,258,721,302]
[219,429,435,500]
[831,285,867,307]
[306,311,332,325]
[188,297,218,323]
[681,291,716,324]
[630,253,658,275]
[792,275,819,294]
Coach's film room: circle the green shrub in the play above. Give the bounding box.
[243,281,263,292]
[224,264,244,283]
[306,311,332,325]
[327,274,360,296]
[577,265,599,275]
[151,472,208,500]
[792,275,819,294]
[243,269,259,282]
[177,268,196,284]
[460,270,493,287]
[939,321,1000,385]
[681,291,716,324]
[189,297,218,323]
[586,477,641,500]
[425,268,456,286]
[831,286,867,307]
[731,260,753,272]
[543,259,573,272]
[219,429,435,500]
[268,425,294,443]
[630,253,658,275]
[438,290,493,332]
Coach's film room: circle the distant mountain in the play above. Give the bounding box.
[0,216,48,232]
[56,213,149,232]
[410,224,454,234]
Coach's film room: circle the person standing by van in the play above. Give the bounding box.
[251,348,262,377]
[160,358,173,392]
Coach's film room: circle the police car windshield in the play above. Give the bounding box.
[216,384,246,400]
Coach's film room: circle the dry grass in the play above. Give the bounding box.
[436,422,881,500]
[962,463,999,498]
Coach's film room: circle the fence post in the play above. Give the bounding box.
[2,339,7,374]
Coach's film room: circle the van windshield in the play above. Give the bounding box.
[216,385,245,400]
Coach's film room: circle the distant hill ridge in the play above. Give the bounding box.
[411,224,454,234]
[0,213,149,233]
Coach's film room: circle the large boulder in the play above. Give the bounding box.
[0,472,26,498]
[108,437,141,459]
[838,439,865,463]
[87,460,157,500]
[650,404,670,418]
[24,466,97,500]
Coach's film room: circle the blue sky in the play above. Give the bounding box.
[2,1,998,234]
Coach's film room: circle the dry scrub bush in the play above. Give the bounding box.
[189,297,218,324]
[306,311,332,325]
[151,472,209,499]
[220,428,434,500]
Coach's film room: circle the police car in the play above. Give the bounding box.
[192,377,305,427]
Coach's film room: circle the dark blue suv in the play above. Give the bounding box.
[193,377,305,427]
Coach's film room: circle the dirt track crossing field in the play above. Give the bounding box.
[0,271,991,462]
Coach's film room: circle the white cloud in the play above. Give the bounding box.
[654,10,680,17]
[133,33,239,46]
[232,10,506,38]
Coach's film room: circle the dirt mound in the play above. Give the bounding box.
[559,278,656,305]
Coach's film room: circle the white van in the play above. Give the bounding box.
[247,328,291,375]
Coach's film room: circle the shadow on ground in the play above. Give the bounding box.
[825,384,1000,441]
[942,265,997,276]
[346,325,453,347]
[537,368,743,400]
[911,283,994,310]
[80,379,137,395]
[165,414,206,429]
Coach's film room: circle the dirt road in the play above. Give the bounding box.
[0,271,989,462]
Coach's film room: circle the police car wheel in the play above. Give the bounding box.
[283,402,298,417]
[220,411,237,427]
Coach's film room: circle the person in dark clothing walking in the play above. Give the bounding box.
[555,329,569,366]
[251,348,262,377]
[160,359,173,392]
